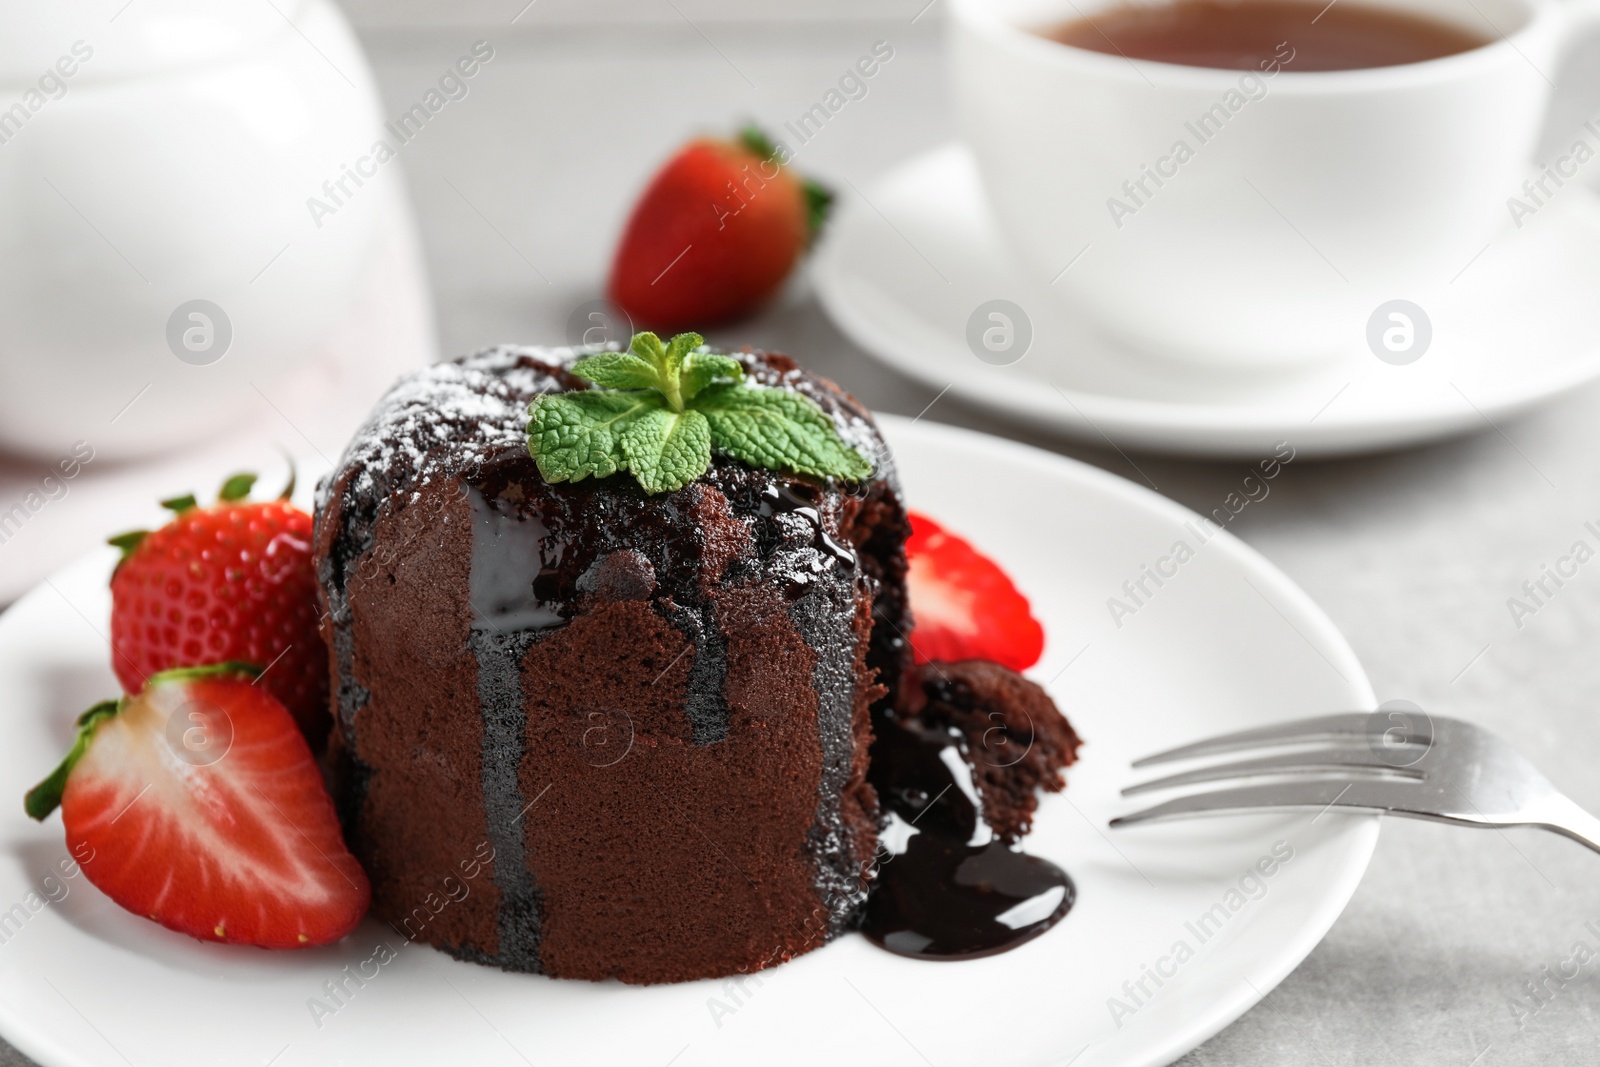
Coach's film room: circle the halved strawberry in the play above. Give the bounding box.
[25,664,369,949]
[904,511,1045,671]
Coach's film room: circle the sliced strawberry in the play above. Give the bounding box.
[904,511,1045,672]
[108,471,329,748]
[25,664,368,949]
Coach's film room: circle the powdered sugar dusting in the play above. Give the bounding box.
[314,343,896,528]
[316,345,588,522]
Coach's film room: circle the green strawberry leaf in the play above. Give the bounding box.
[279,455,298,500]
[803,180,833,243]
[571,352,662,392]
[694,383,873,482]
[734,124,830,241]
[738,124,778,162]
[106,530,148,568]
[527,390,664,483]
[146,661,261,687]
[620,407,711,495]
[25,699,121,821]
[680,352,744,402]
[218,472,257,502]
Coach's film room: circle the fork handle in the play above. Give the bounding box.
[1532,794,1600,855]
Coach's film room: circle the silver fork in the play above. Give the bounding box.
[1109,712,1600,854]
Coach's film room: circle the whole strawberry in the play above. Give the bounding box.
[108,473,329,748]
[607,125,832,330]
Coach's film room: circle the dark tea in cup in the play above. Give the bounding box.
[1041,0,1489,71]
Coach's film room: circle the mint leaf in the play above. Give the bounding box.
[680,352,744,401]
[527,390,663,483]
[525,330,874,494]
[571,352,661,391]
[621,407,711,494]
[655,332,702,409]
[629,331,668,367]
[660,331,702,380]
[694,383,873,482]
[614,331,706,410]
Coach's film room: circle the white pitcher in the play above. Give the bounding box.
[0,0,391,459]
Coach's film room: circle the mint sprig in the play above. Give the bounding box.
[527,331,873,494]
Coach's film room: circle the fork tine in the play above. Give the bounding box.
[1122,744,1426,796]
[1111,777,1423,827]
[1131,713,1390,768]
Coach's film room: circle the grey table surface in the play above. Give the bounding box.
[7,12,1600,1065]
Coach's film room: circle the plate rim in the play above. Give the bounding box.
[815,142,1600,459]
[0,416,1379,1067]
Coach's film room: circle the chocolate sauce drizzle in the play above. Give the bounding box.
[758,483,858,568]
[467,486,551,971]
[465,468,1072,965]
[863,711,1075,960]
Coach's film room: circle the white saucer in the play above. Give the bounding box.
[814,144,1600,458]
[0,416,1376,1067]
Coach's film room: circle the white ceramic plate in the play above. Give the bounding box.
[814,144,1600,459]
[0,416,1376,1067]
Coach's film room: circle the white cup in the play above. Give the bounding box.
[951,0,1600,368]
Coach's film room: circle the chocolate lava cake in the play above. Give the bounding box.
[314,344,911,983]
[313,342,1080,984]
